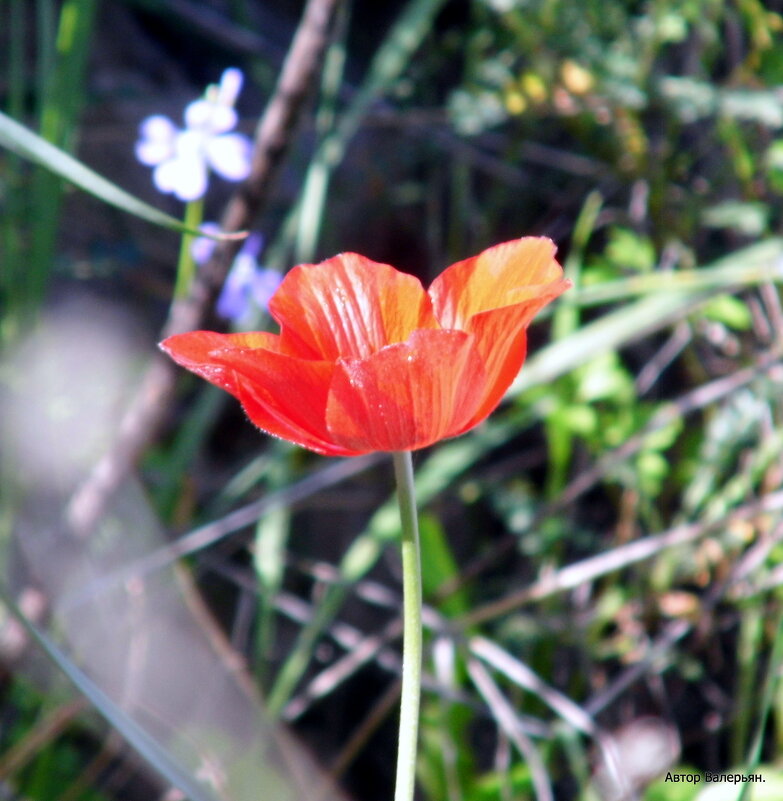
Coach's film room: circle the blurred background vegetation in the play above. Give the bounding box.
[2,0,783,799]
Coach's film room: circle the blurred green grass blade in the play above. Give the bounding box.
[574,238,783,307]
[266,584,346,718]
[737,609,783,800]
[29,0,99,314]
[331,0,449,151]
[253,450,293,682]
[38,0,98,150]
[2,2,27,325]
[512,288,716,397]
[552,190,602,340]
[34,0,57,109]
[733,604,764,765]
[0,586,219,801]
[546,190,603,498]
[516,239,783,397]
[267,0,449,270]
[419,513,470,617]
[0,111,231,238]
[7,1,26,120]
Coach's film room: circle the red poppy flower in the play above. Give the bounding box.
[160,237,570,456]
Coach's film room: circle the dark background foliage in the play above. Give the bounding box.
[2,1,783,799]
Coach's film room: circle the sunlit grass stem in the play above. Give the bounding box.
[25,0,97,330]
[392,451,423,801]
[737,608,783,800]
[173,198,204,299]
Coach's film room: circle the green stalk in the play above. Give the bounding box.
[173,197,204,299]
[26,0,98,325]
[737,607,783,800]
[391,451,423,801]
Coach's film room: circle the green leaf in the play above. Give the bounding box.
[606,227,657,273]
[419,513,470,617]
[466,762,533,801]
[702,294,753,331]
[576,352,635,404]
[0,110,241,239]
[636,450,670,496]
[702,201,769,237]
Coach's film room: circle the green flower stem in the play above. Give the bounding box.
[391,450,423,801]
[173,197,204,299]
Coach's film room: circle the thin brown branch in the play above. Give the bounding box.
[65,0,343,539]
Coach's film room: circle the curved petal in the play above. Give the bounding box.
[160,331,278,396]
[444,306,528,435]
[428,237,567,328]
[154,156,208,201]
[325,329,486,452]
[451,280,572,432]
[206,133,252,181]
[218,68,244,107]
[160,331,359,456]
[270,253,440,361]
[136,138,172,167]
[185,99,238,134]
[429,237,570,430]
[135,116,177,165]
[229,359,363,457]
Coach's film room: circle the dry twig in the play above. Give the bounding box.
[65,0,344,539]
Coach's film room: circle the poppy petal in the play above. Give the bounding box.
[160,331,276,396]
[455,276,573,431]
[428,237,566,329]
[229,357,363,457]
[325,329,486,452]
[161,240,569,456]
[270,253,439,361]
[428,238,570,430]
[161,331,360,456]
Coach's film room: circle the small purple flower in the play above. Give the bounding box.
[217,250,281,322]
[191,228,281,323]
[190,222,222,265]
[135,68,252,202]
